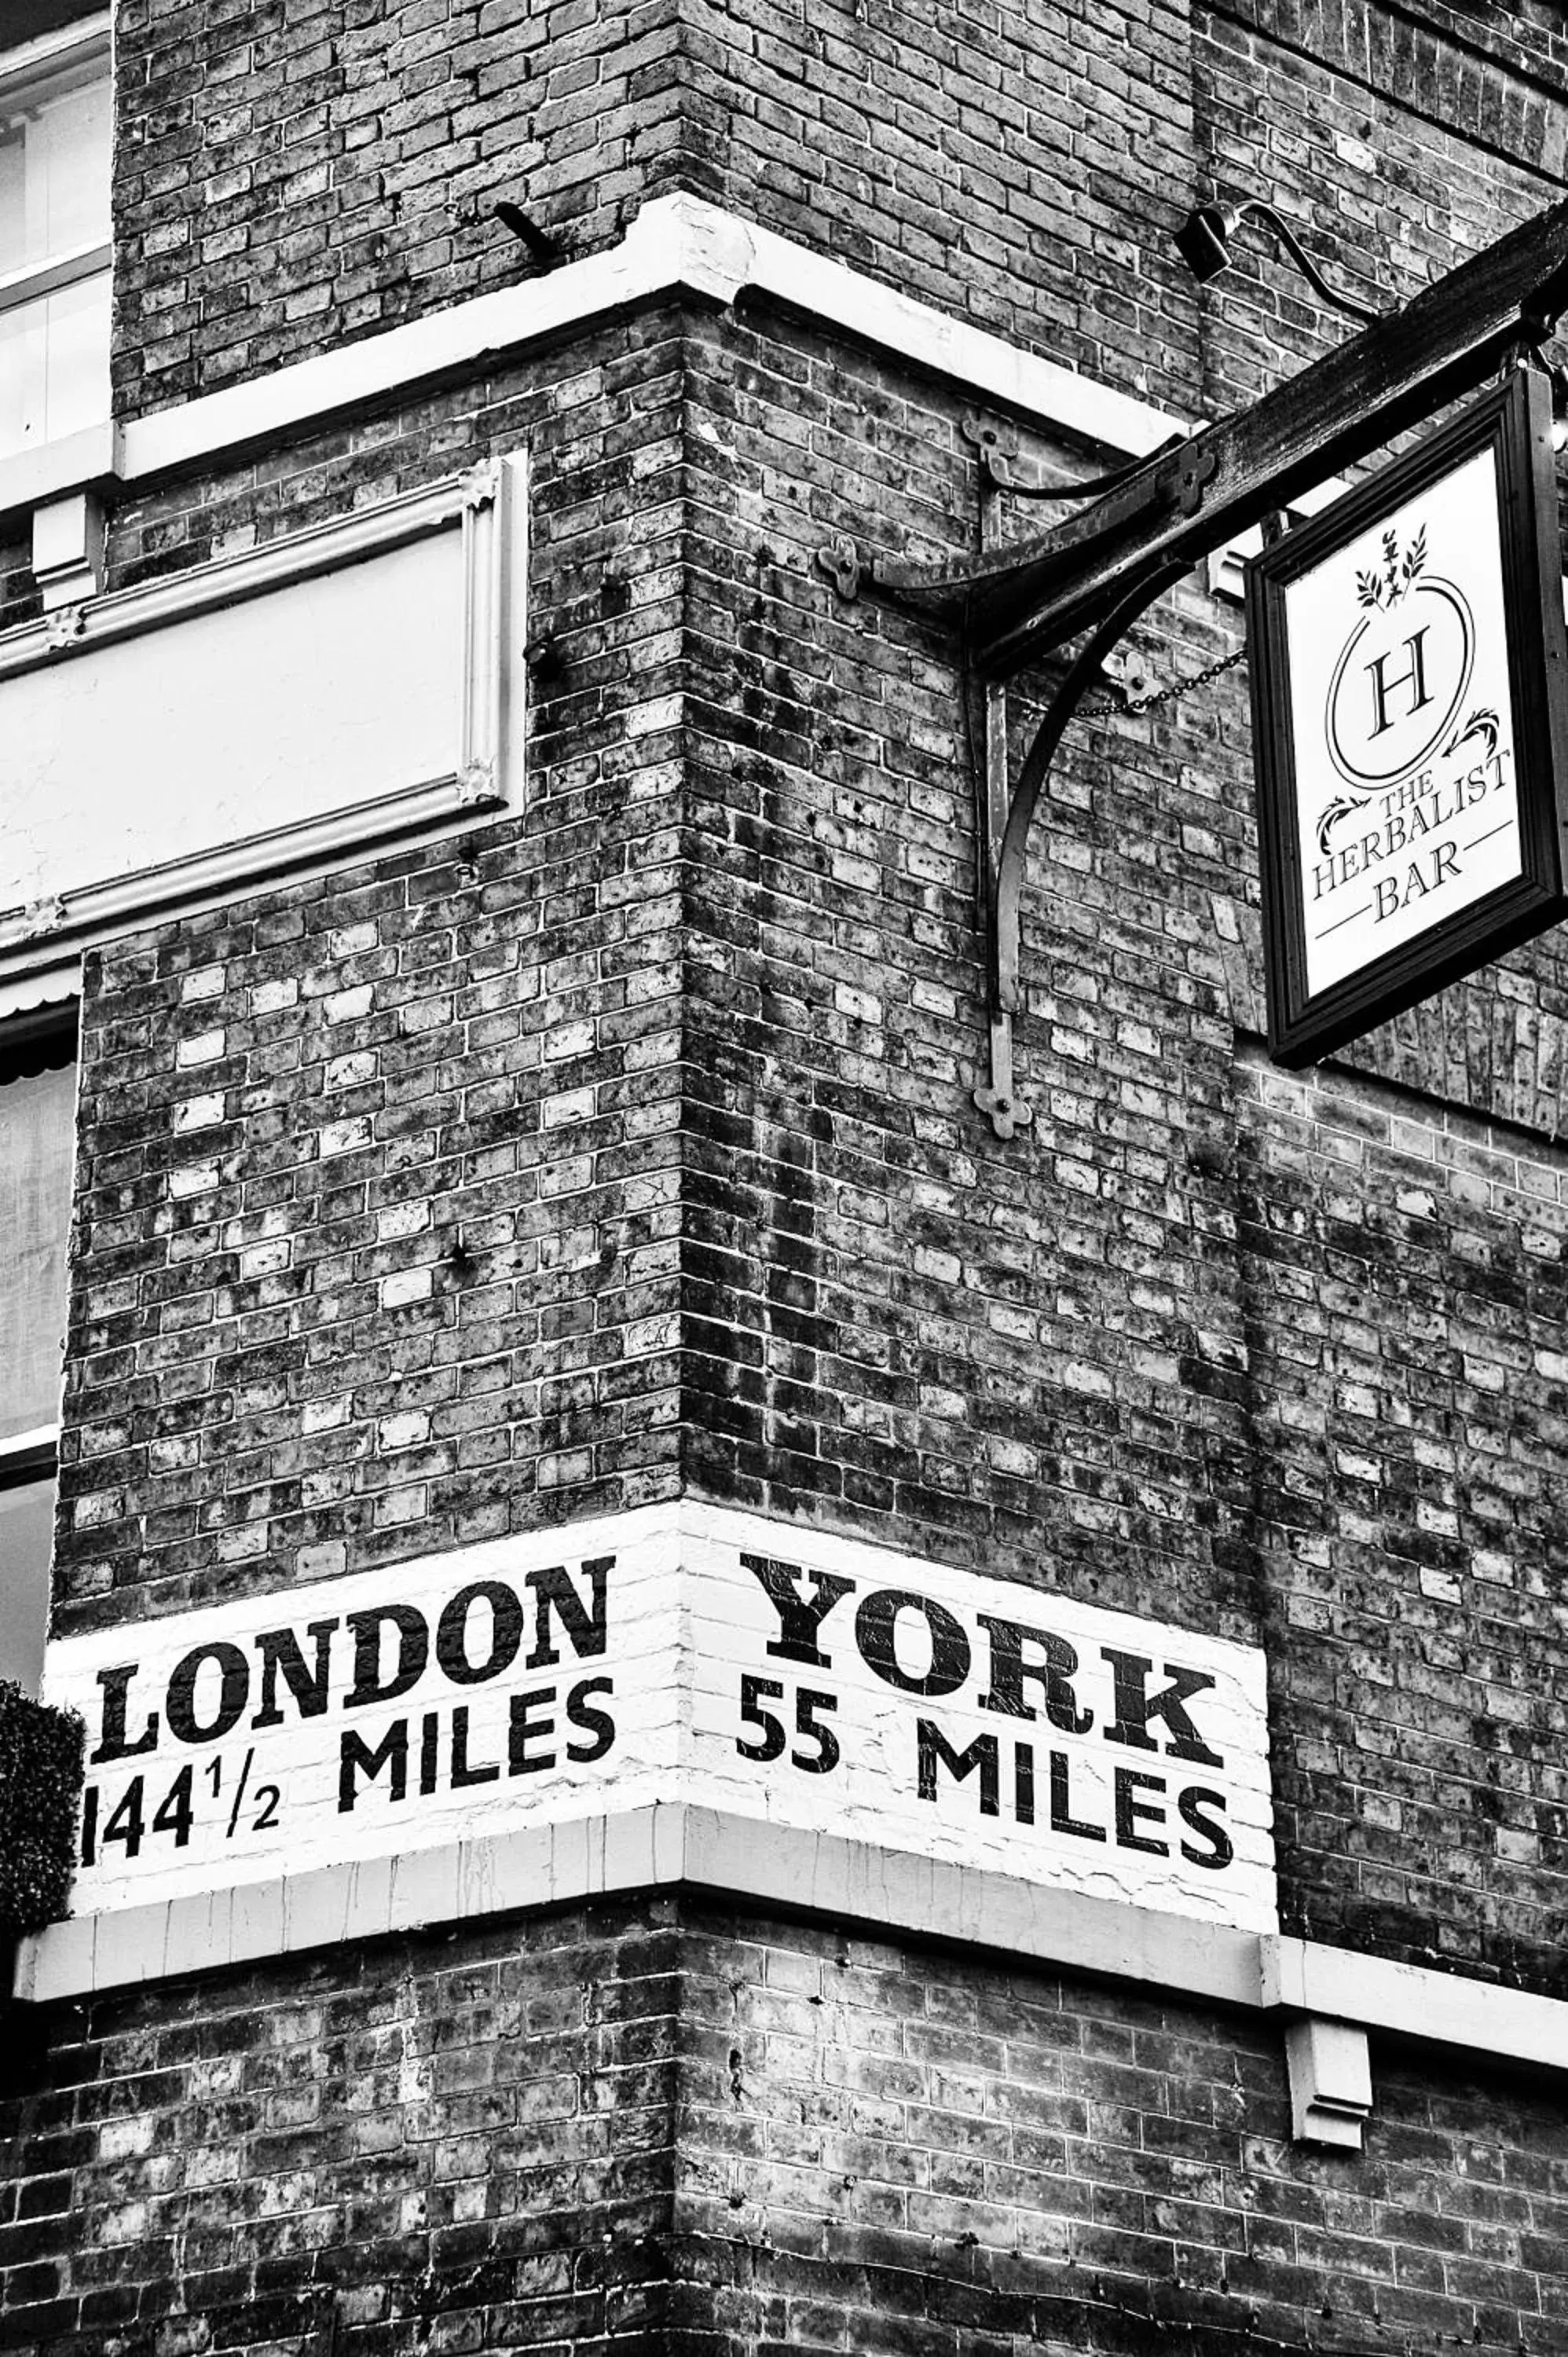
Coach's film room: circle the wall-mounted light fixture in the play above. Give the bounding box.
[1174,197,1380,327]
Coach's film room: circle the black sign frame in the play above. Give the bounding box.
[1247,365,1568,1068]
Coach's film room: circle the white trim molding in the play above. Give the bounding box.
[1262,1932,1568,2073]
[1283,2016,1373,2150]
[0,12,112,92]
[116,192,1185,475]
[0,191,1190,534]
[15,1813,1568,2107]
[0,189,1339,607]
[9,1809,1263,2007]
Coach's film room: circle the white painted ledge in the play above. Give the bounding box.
[0,422,119,522]
[15,1809,1568,2090]
[0,194,1186,528]
[9,1806,1258,2007]
[1262,1933,1568,2074]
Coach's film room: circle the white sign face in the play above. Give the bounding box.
[1282,445,1522,999]
[0,462,522,959]
[46,1504,1277,1937]
[0,535,463,914]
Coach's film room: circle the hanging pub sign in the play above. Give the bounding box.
[1247,366,1568,1066]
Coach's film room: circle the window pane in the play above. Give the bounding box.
[0,1475,53,1692]
[0,266,109,453]
[0,60,110,272]
[0,1058,74,1439]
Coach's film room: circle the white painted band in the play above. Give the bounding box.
[0,192,1181,537]
[14,1811,1567,2081]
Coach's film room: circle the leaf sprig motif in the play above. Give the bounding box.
[1356,523,1427,609]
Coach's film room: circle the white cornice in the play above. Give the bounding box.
[0,189,1356,575]
[112,192,1188,487]
[0,11,111,93]
[0,192,1350,593]
[14,1809,1568,2088]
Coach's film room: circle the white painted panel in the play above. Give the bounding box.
[0,530,464,913]
[1286,445,1523,998]
[44,1504,1277,1942]
[679,1502,1277,1935]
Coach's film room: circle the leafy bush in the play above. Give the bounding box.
[0,1681,84,1935]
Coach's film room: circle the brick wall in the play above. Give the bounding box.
[10,1,1568,2352]
[56,322,688,1638]
[674,1905,1568,2354]
[111,0,687,416]
[674,284,1568,1993]
[1236,1050,1568,1990]
[1192,2,1565,420]
[109,0,1207,425]
[0,1900,681,2354]
[51,269,1568,1990]
[4,1904,1564,2352]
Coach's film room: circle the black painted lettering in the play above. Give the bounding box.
[338,1719,409,1812]
[91,1663,158,1764]
[437,1580,524,1685]
[1014,1740,1035,1825]
[507,1684,558,1774]
[743,1551,855,1667]
[1049,1750,1105,1842]
[344,1605,428,1708]
[1365,626,1431,736]
[450,1703,501,1787]
[857,1589,970,1696]
[1177,1785,1234,1869]
[252,1618,338,1727]
[1114,1767,1168,1855]
[979,1615,1093,1732]
[916,1720,998,1813]
[566,1675,616,1765]
[1101,1651,1224,1766]
[167,1642,251,1745]
[525,1557,609,1668]
[419,1710,440,1796]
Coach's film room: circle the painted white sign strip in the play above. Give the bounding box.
[45,1503,1277,1937]
[1286,443,1520,999]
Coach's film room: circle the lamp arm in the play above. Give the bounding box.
[1236,200,1380,328]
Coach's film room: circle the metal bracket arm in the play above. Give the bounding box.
[815,190,1568,1135]
[834,192,1568,687]
[987,562,1188,1017]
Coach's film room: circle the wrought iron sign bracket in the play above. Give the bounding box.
[815,189,1568,1137]
[819,420,1217,1135]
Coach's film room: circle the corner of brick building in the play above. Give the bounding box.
[3,0,1568,2352]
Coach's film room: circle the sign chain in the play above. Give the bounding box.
[1082,637,1249,717]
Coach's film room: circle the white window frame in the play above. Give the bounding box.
[0,1010,76,1693]
[0,13,113,454]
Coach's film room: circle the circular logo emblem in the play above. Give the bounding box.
[1324,574,1474,789]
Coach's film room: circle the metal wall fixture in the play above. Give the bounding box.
[1173,198,1381,326]
[817,192,1568,1138]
